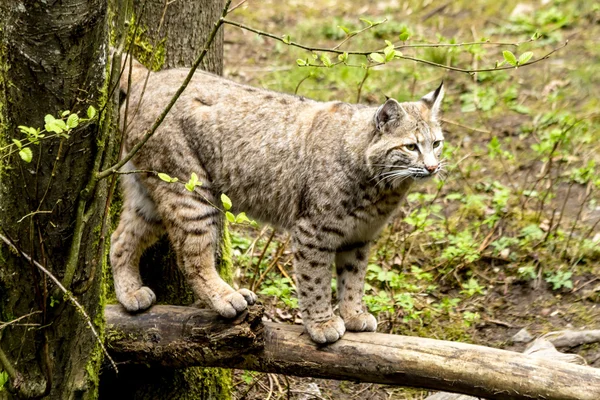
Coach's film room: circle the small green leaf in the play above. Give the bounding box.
[282,34,291,44]
[45,121,63,134]
[18,125,32,135]
[338,52,348,62]
[502,50,517,67]
[320,54,332,67]
[61,110,70,117]
[44,114,56,124]
[221,193,232,210]
[359,17,374,27]
[67,114,79,129]
[235,212,250,224]
[225,211,235,223]
[19,147,33,163]
[384,44,396,62]
[369,52,385,63]
[12,139,22,149]
[399,32,410,41]
[338,25,351,35]
[495,60,506,68]
[531,31,541,40]
[518,51,533,65]
[158,172,178,183]
[185,172,201,191]
[296,59,307,66]
[87,105,97,119]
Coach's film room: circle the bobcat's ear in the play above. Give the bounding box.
[374,98,406,131]
[420,82,444,121]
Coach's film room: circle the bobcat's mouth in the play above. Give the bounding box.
[408,166,437,180]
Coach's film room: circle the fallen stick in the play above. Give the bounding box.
[105,305,600,400]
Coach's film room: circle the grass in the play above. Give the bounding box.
[221,1,600,398]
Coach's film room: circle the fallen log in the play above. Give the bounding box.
[105,305,600,400]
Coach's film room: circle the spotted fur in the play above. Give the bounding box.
[110,59,445,343]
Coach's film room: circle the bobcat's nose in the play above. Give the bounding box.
[426,164,438,174]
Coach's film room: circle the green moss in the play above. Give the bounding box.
[219,223,234,283]
[84,244,109,399]
[0,26,11,180]
[126,16,166,71]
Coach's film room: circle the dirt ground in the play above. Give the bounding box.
[216,1,600,398]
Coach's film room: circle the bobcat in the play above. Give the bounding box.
[110,58,445,343]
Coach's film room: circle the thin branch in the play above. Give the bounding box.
[228,0,249,13]
[332,19,387,51]
[96,0,233,180]
[0,311,42,330]
[223,19,568,74]
[0,233,118,373]
[440,118,491,134]
[394,38,533,49]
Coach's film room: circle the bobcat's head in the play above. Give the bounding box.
[366,83,446,189]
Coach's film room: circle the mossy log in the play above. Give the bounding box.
[105,304,600,400]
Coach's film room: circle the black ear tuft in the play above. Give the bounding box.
[419,82,444,120]
[374,99,402,130]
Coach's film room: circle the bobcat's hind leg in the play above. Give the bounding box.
[149,177,256,318]
[111,174,164,312]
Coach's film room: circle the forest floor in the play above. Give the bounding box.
[217,1,600,398]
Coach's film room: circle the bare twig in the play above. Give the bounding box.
[228,0,249,13]
[0,311,42,330]
[440,118,491,134]
[250,228,276,291]
[0,233,118,373]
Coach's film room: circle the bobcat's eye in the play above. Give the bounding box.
[404,143,418,152]
[433,140,442,149]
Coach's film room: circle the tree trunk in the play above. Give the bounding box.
[99,1,231,399]
[0,1,111,399]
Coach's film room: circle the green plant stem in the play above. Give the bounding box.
[96,0,233,181]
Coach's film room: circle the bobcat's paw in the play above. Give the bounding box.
[343,312,377,332]
[119,286,156,313]
[305,315,346,344]
[213,288,257,319]
[237,288,258,305]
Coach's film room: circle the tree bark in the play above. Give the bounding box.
[131,0,223,73]
[106,305,600,400]
[0,1,111,399]
[99,1,231,399]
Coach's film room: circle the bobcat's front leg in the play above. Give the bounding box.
[293,220,345,344]
[336,243,377,332]
[150,178,257,317]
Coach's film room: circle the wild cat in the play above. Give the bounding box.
[110,58,445,343]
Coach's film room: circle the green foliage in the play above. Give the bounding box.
[2,106,97,163]
[185,172,201,191]
[259,277,298,309]
[460,278,485,297]
[0,371,8,392]
[441,230,480,264]
[158,172,178,183]
[545,270,573,290]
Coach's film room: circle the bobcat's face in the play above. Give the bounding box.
[367,83,446,189]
